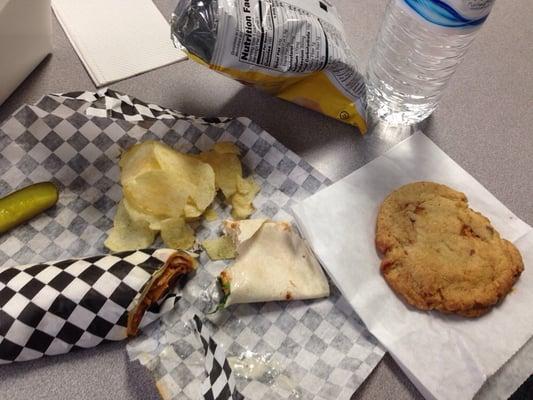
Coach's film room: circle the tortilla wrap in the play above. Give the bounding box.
[219,220,330,306]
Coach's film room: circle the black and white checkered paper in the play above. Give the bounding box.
[0,89,385,399]
[60,88,232,124]
[0,248,179,364]
[193,315,242,400]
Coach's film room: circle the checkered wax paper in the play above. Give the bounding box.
[0,248,180,363]
[0,88,385,399]
[193,315,242,400]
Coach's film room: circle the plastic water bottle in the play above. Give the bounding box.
[366,0,496,125]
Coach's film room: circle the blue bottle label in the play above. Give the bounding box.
[403,0,495,28]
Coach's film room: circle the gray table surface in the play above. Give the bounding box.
[0,0,532,399]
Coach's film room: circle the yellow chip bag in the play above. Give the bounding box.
[171,0,367,133]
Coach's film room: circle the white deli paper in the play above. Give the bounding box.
[292,132,533,400]
[52,0,186,86]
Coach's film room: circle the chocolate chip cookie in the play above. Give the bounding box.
[376,181,523,317]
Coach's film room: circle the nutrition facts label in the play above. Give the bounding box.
[212,0,366,109]
[234,0,330,72]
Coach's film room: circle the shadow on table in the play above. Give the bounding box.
[0,54,52,124]
[0,340,159,400]
[201,86,361,149]
[351,353,424,400]
[185,86,433,180]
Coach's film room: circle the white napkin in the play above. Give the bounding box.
[52,0,186,86]
[292,132,533,400]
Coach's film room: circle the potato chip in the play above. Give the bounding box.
[154,143,216,213]
[124,170,192,217]
[197,148,242,199]
[212,142,240,155]
[202,236,236,260]
[183,202,204,220]
[230,176,260,219]
[109,139,259,251]
[104,200,156,251]
[160,217,195,249]
[203,206,219,222]
[237,175,259,194]
[231,199,255,219]
[122,197,164,230]
[119,141,161,185]
[198,142,259,217]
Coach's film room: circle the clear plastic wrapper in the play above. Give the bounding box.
[127,267,385,400]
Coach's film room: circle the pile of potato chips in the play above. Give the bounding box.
[105,141,260,251]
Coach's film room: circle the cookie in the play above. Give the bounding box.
[376,181,523,317]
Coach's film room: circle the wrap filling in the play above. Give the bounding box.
[127,251,197,336]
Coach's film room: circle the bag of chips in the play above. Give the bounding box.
[171,0,367,133]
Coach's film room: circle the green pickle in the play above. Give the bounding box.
[0,182,59,233]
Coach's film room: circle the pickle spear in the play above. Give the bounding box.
[0,182,59,233]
